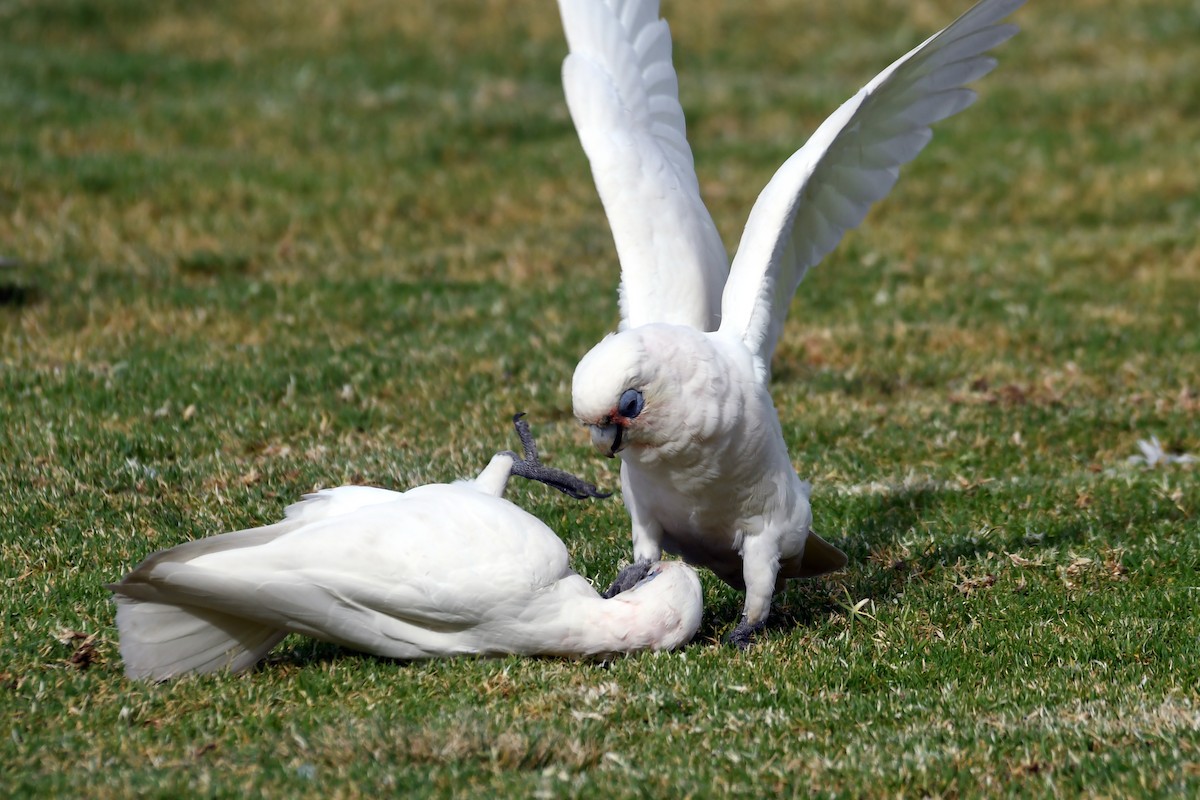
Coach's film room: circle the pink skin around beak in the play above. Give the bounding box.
[588,417,627,458]
[589,424,619,457]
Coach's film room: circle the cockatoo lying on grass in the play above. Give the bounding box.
[109,415,702,680]
[558,0,1024,644]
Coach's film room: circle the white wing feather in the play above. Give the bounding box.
[718,0,1024,379]
[558,0,727,330]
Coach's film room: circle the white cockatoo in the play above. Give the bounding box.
[558,0,1024,644]
[109,416,703,680]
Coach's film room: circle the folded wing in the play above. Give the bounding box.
[109,485,577,677]
[718,0,1024,380]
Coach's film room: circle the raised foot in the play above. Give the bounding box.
[602,558,653,598]
[724,618,765,650]
[503,413,611,500]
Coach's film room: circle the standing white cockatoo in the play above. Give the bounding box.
[109,416,703,680]
[558,0,1024,644]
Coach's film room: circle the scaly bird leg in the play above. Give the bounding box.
[502,413,612,500]
[724,530,782,649]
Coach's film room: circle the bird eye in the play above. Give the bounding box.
[618,388,644,419]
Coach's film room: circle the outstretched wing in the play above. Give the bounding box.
[558,0,728,331]
[717,0,1024,380]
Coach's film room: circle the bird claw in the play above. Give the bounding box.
[724,618,764,650]
[504,413,612,500]
[602,558,653,598]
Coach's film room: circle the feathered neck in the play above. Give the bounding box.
[486,564,702,658]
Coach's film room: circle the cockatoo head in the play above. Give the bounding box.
[610,560,704,651]
[572,324,708,458]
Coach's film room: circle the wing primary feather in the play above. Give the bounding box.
[618,0,657,35]
[558,0,728,330]
[718,0,1025,378]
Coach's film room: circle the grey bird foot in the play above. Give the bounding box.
[503,413,612,500]
[725,618,765,650]
[602,558,653,598]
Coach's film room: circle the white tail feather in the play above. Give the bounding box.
[113,595,286,680]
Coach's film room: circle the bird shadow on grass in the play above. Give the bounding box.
[258,637,620,675]
[688,486,953,642]
[0,281,38,308]
[261,639,421,675]
[701,483,1097,643]
[0,257,38,308]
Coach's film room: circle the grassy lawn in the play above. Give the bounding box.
[2,0,1198,795]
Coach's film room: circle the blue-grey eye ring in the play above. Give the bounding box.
[618,389,644,419]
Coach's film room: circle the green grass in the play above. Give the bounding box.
[2,0,1198,795]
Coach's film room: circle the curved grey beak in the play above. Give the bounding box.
[588,424,623,458]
